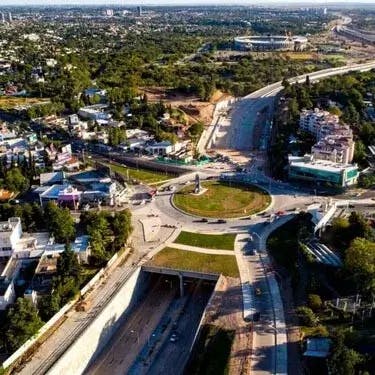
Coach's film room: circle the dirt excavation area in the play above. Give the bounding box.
[186,276,252,375]
[140,87,233,125]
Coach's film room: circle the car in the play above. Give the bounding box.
[255,288,262,296]
[253,312,261,322]
[217,219,227,224]
[275,210,286,216]
[170,333,178,342]
[201,218,208,223]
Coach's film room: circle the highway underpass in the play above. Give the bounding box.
[85,270,216,375]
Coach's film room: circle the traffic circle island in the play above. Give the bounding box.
[172,180,271,218]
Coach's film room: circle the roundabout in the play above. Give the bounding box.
[172,180,271,218]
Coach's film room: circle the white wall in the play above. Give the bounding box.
[47,267,149,375]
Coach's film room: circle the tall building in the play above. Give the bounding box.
[8,12,12,23]
[137,6,142,17]
[105,9,114,17]
[299,108,354,164]
[0,13,5,24]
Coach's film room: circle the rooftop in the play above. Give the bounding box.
[289,155,357,173]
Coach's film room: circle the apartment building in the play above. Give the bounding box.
[299,108,355,164]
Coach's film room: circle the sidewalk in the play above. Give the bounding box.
[257,216,294,375]
[166,242,235,256]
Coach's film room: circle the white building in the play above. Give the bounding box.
[0,218,23,258]
[78,105,111,123]
[0,217,91,309]
[146,141,182,156]
[299,108,355,164]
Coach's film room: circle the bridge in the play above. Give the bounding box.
[141,265,220,297]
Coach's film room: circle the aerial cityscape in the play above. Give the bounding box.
[0,2,374,375]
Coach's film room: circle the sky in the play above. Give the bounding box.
[1,0,375,5]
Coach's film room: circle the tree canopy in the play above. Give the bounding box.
[5,298,43,352]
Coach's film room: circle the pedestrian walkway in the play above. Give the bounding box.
[167,242,235,255]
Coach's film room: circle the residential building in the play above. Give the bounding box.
[312,134,355,164]
[0,218,23,258]
[78,104,111,124]
[299,108,340,138]
[0,216,91,309]
[299,108,355,164]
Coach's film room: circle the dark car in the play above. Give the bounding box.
[201,218,209,223]
[253,312,261,322]
[217,219,227,224]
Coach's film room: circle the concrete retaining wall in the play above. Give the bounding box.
[47,268,150,375]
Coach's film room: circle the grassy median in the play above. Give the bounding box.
[105,162,175,185]
[174,231,236,251]
[149,247,239,278]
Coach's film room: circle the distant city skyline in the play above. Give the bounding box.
[1,0,375,6]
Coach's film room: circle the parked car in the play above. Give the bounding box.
[217,219,227,224]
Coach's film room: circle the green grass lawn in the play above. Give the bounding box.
[105,162,175,185]
[173,181,270,218]
[186,324,235,375]
[174,231,236,250]
[149,247,239,277]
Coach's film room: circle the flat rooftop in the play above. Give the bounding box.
[289,156,357,173]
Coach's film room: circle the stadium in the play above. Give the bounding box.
[234,35,308,51]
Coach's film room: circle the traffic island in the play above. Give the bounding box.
[173,181,271,218]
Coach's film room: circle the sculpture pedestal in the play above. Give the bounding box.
[191,188,207,196]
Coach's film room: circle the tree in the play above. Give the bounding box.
[111,209,132,251]
[57,244,81,281]
[331,217,351,249]
[4,168,29,192]
[308,294,323,312]
[44,202,76,243]
[296,306,318,327]
[329,334,363,375]
[345,238,375,296]
[348,212,373,241]
[189,121,204,141]
[38,292,61,321]
[353,140,367,166]
[328,106,342,117]
[288,98,299,120]
[5,298,43,352]
[281,77,290,88]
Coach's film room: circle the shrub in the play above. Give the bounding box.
[308,294,323,312]
[296,306,319,327]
